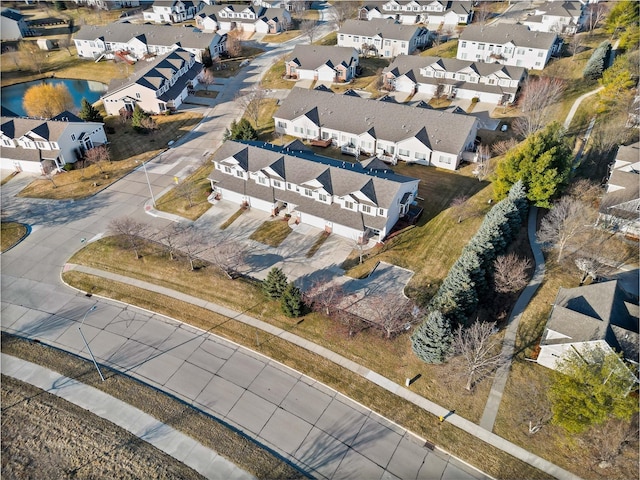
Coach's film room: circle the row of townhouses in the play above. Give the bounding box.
[195,4,292,34]
[383,54,527,104]
[0,110,107,174]
[273,88,479,170]
[102,48,202,115]
[208,140,421,242]
[337,18,430,58]
[73,22,227,63]
[359,0,473,26]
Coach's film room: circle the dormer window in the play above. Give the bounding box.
[235,170,244,178]
[258,176,266,185]
[224,165,232,173]
[362,205,371,214]
[344,200,354,210]
[304,188,313,197]
[318,193,327,202]
[273,180,282,188]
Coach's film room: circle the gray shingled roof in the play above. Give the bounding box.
[208,140,419,231]
[459,24,557,50]
[289,45,357,71]
[542,280,639,361]
[538,1,583,18]
[275,87,477,156]
[74,23,220,50]
[339,18,427,41]
[1,116,71,141]
[1,8,24,21]
[615,141,640,164]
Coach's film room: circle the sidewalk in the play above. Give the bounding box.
[1,354,256,480]
[64,263,583,480]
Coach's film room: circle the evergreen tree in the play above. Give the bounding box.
[223,118,258,141]
[281,282,303,317]
[411,310,452,364]
[262,267,288,299]
[131,104,150,132]
[430,263,477,324]
[494,123,572,208]
[507,180,529,227]
[79,98,103,123]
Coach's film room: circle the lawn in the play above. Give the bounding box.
[1,334,302,480]
[262,30,302,43]
[420,39,458,58]
[17,111,202,200]
[331,56,389,96]
[314,31,337,46]
[253,98,280,140]
[220,208,246,230]
[60,243,549,480]
[306,231,330,257]
[155,163,214,221]
[260,59,292,90]
[1,222,28,252]
[249,219,292,246]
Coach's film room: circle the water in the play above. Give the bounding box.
[1,78,108,117]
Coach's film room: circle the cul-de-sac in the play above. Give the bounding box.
[1,1,638,479]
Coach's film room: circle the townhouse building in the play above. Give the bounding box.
[101,48,201,115]
[208,140,421,242]
[337,18,429,58]
[286,45,359,83]
[74,23,226,63]
[383,54,527,104]
[457,24,560,70]
[273,87,478,170]
[0,111,107,174]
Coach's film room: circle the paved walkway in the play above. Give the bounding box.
[58,262,583,480]
[1,354,256,480]
[563,87,603,130]
[479,207,545,431]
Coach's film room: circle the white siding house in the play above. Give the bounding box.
[143,0,203,24]
[208,140,421,242]
[273,87,478,170]
[286,45,359,83]
[457,24,561,70]
[0,111,107,173]
[337,18,429,58]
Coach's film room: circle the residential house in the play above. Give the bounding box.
[457,24,561,70]
[337,18,429,58]
[101,48,201,115]
[522,1,586,34]
[196,4,291,33]
[143,1,204,24]
[0,111,107,174]
[360,0,473,26]
[208,140,421,242]
[383,54,527,103]
[273,87,479,170]
[286,45,359,83]
[70,0,140,10]
[538,280,639,372]
[253,0,310,12]
[598,142,640,238]
[1,8,30,40]
[73,23,226,63]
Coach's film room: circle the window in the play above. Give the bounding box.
[135,92,141,99]
[318,193,327,202]
[287,182,293,190]
[273,180,282,188]
[398,148,410,156]
[435,71,444,78]
[277,121,287,128]
[378,208,385,216]
[339,34,344,40]
[36,141,47,149]
[401,42,406,48]
[361,205,371,214]
[235,170,244,178]
[516,48,525,55]
[344,200,354,210]
[414,151,426,160]
[461,41,466,48]
[258,176,266,185]
[439,155,451,164]
[71,134,76,141]
[353,36,359,42]
[537,51,544,57]
[384,40,391,46]
[224,165,232,173]
[478,43,485,51]
[304,188,313,197]
[488,78,496,85]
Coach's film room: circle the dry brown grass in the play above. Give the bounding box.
[249,219,292,246]
[1,334,303,480]
[1,222,28,252]
[58,269,549,480]
[155,162,214,221]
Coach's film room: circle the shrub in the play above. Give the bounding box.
[583,41,611,80]
[262,267,288,299]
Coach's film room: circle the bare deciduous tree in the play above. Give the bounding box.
[567,178,603,206]
[512,375,552,434]
[152,222,183,261]
[175,224,211,271]
[300,19,320,44]
[174,179,199,208]
[513,77,566,137]
[474,144,493,181]
[304,280,346,317]
[493,253,532,293]
[140,116,158,134]
[580,417,639,468]
[209,236,248,279]
[365,293,418,339]
[474,2,492,30]
[235,83,267,127]
[537,196,597,262]
[491,138,519,157]
[18,41,47,75]
[453,321,506,391]
[449,195,473,223]
[328,2,357,28]
[84,145,110,173]
[226,30,242,57]
[586,2,609,34]
[109,216,148,259]
[591,116,634,155]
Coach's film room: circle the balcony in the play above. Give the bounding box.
[341,144,359,156]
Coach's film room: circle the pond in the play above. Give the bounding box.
[1,78,108,117]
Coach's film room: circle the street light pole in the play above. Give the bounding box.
[78,305,105,382]
[138,160,156,207]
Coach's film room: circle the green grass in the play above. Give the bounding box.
[1,222,28,252]
[314,31,337,46]
[220,208,245,230]
[155,163,214,221]
[420,39,458,58]
[249,219,292,246]
[306,231,330,257]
